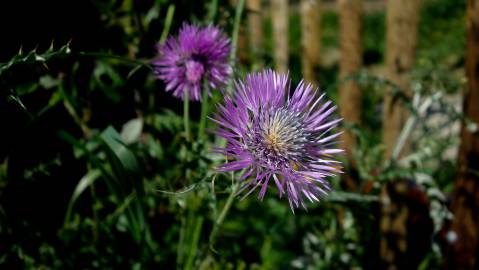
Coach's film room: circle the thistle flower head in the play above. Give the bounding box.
[212,70,343,211]
[153,23,232,101]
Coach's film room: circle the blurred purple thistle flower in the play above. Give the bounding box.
[212,70,343,212]
[153,23,232,101]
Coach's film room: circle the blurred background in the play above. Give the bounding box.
[0,0,477,269]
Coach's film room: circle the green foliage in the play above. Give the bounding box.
[418,0,466,61]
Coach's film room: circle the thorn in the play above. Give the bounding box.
[66,39,73,53]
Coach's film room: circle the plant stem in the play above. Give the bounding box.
[217,0,245,147]
[209,175,238,250]
[160,4,176,44]
[206,0,244,252]
[198,83,210,139]
[229,0,246,66]
[184,216,204,270]
[176,216,187,267]
[184,91,191,141]
[207,0,219,22]
[90,180,99,244]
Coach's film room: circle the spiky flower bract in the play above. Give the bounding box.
[212,70,343,211]
[153,23,232,101]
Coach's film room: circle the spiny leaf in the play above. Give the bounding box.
[0,42,71,78]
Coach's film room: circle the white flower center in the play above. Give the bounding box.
[247,107,310,168]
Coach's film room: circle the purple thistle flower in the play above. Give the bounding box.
[212,70,343,212]
[153,23,232,101]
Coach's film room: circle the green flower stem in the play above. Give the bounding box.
[229,0,245,66]
[184,216,204,270]
[184,91,191,141]
[176,216,187,267]
[215,0,245,148]
[209,173,238,250]
[198,83,210,139]
[207,0,218,22]
[160,4,176,44]
[207,0,244,251]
